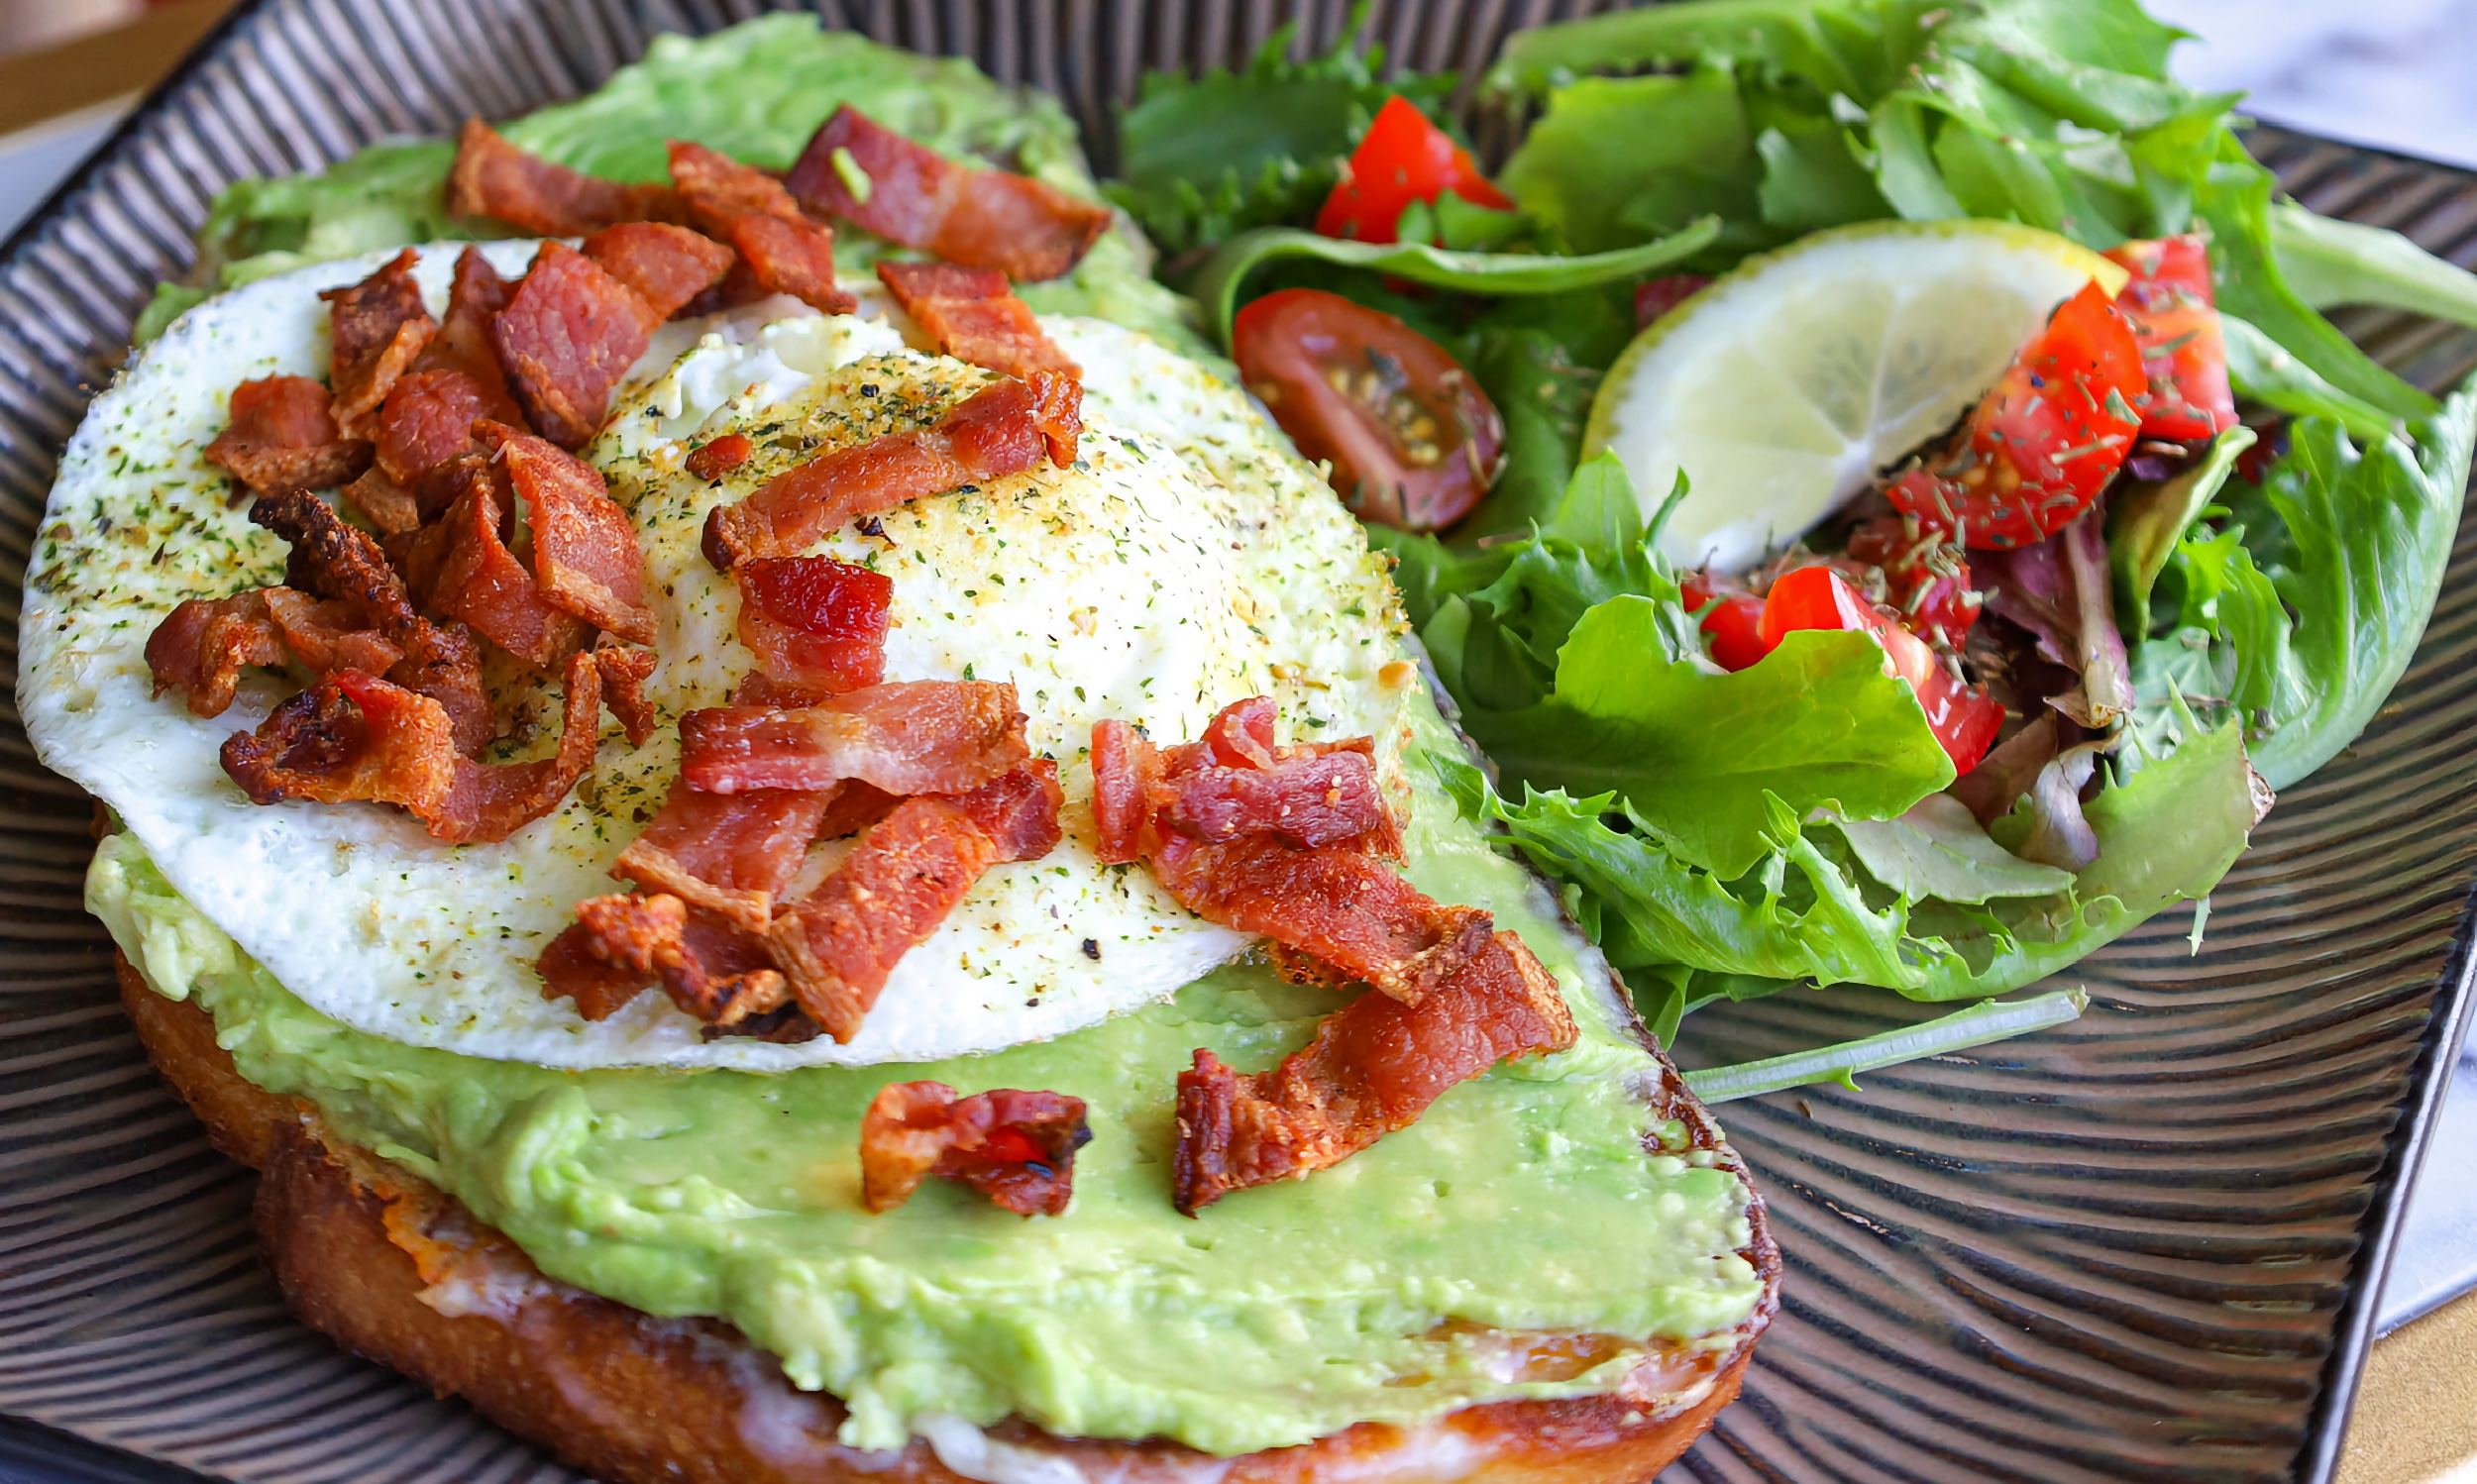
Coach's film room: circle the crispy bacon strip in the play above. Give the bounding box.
[814,779,901,840]
[679,682,1028,796]
[667,140,805,236]
[254,488,499,757]
[220,668,457,812]
[485,422,657,644]
[1151,833,1489,1005]
[261,588,405,677]
[428,246,516,380]
[323,249,437,434]
[614,778,831,933]
[541,893,805,1036]
[733,556,892,694]
[1160,752,1393,852]
[727,212,857,315]
[860,1081,1091,1217]
[958,757,1064,863]
[373,369,494,489]
[592,642,659,746]
[427,649,602,843]
[583,222,736,322]
[427,470,594,672]
[876,261,1079,381]
[1090,719,1163,865]
[341,469,421,535]
[785,106,1112,282]
[1172,929,1575,1215]
[147,591,286,718]
[702,372,1081,569]
[447,119,684,237]
[203,376,374,498]
[769,765,1061,1042]
[489,242,656,450]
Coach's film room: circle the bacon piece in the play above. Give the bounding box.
[1161,752,1393,852]
[859,1081,1090,1217]
[767,796,1005,1042]
[428,473,594,672]
[544,893,800,1033]
[678,682,1028,796]
[726,212,857,315]
[428,247,515,378]
[490,243,656,450]
[814,779,901,840]
[341,469,422,535]
[251,489,496,756]
[261,588,404,677]
[702,372,1081,569]
[686,433,753,481]
[731,671,832,710]
[1090,719,1163,865]
[733,556,891,694]
[203,376,374,498]
[956,758,1063,863]
[667,140,806,236]
[1151,833,1490,1006]
[536,919,654,1020]
[426,649,603,843]
[220,668,457,812]
[147,591,285,718]
[592,642,659,746]
[1203,695,1277,769]
[323,249,437,434]
[1173,929,1575,1214]
[615,779,831,934]
[583,222,736,322]
[786,106,1112,282]
[485,423,656,644]
[447,119,684,237]
[876,261,1079,381]
[373,369,493,486]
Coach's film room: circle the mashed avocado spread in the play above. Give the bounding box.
[94,699,1764,1455]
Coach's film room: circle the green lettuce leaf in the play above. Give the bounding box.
[2269,201,2477,327]
[1188,217,1719,347]
[1104,17,1454,259]
[2219,311,2404,446]
[2107,422,2255,629]
[1439,711,2257,1004]
[2132,379,2475,788]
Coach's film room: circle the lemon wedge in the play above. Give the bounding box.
[1586,220,2128,573]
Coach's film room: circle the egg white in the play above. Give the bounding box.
[23,244,1411,1070]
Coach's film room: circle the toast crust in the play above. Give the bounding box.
[121,956,1779,1484]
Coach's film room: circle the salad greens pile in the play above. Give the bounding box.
[1124,0,2477,1054]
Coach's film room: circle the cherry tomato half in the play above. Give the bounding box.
[1634,274,1710,330]
[1886,280,2146,550]
[1758,567,2004,775]
[1315,95,1513,245]
[2101,234,2237,444]
[1234,288,1505,532]
[1678,573,1771,672]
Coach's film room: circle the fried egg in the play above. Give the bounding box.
[22,243,1410,1070]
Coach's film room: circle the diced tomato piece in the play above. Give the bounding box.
[1886,281,2145,550]
[2101,234,2236,444]
[1843,516,1982,651]
[1757,567,2003,775]
[1677,573,1771,673]
[1314,96,1512,246]
[1232,288,1504,532]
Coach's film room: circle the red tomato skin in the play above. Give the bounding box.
[2102,234,2237,444]
[1756,567,2004,775]
[1634,274,1711,330]
[1679,574,1772,672]
[1887,280,2146,550]
[1315,95,1513,245]
[1232,287,1505,532]
[1843,515,1982,651]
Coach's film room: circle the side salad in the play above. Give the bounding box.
[1112,0,2477,1068]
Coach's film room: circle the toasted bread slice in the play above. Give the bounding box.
[122,956,1778,1484]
